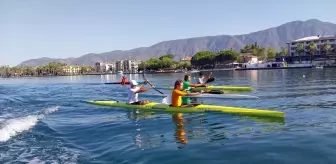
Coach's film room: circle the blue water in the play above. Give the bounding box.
[1,68,336,163]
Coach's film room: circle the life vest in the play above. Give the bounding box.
[121,77,127,85]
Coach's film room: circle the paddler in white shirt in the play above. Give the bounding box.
[127,80,153,105]
[198,72,212,84]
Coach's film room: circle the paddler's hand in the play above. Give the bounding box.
[143,80,148,84]
[200,90,204,94]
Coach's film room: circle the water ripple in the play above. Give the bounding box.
[1,69,336,163]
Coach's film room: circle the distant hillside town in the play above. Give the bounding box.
[17,19,336,67]
[93,34,336,72]
[94,56,192,74]
[1,34,336,78]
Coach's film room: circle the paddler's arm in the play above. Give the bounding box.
[135,85,154,93]
[136,80,148,89]
[186,92,201,96]
[175,90,201,96]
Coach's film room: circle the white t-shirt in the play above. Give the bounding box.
[198,77,204,84]
[128,86,140,103]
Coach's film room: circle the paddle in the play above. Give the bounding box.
[205,77,215,84]
[142,72,165,95]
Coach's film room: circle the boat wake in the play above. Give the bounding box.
[0,106,60,142]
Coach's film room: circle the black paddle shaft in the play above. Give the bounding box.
[142,72,165,95]
[205,77,215,84]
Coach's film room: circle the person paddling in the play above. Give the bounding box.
[198,72,212,84]
[127,80,153,105]
[121,76,127,85]
[182,74,208,105]
[171,80,201,107]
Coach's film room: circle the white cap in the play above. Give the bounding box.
[130,80,138,86]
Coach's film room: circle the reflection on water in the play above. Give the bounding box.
[236,115,285,124]
[4,69,336,163]
[126,110,155,121]
[172,113,187,148]
[126,109,285,150]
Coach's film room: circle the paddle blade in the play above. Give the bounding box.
[161,94,171,104]
[205,77,215,83]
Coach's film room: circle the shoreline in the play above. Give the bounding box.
[1,66,335,78]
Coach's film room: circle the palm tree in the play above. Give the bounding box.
[280,47,288,56]
[321,41,331,66]
[296,43,304,64]
[308,42,317,64]
[240,44,252,53]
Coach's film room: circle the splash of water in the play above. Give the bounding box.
[161,94,171,104]
[0,106,60,142]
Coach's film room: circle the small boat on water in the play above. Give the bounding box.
[315,66,323,69]
[117,71,123,74]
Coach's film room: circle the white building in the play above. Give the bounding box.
[95,62,116,73]
[287,35,336,57]
[233,53,286,69]
[107,62,116,73]
[63,65,81,74]
[123,59,142,73]
[95,60,141,73]
[116,60,124,72]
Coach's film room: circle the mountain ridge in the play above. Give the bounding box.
[18,19,336,67]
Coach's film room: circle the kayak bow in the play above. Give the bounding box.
[87,100,284,118]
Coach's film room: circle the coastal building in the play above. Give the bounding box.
[63,65,81,74]
[95,62,102,72]
[123,60,131,73]
[240,53,258,63]
[286,35,336,64]
[116,60,124,72]
[95,60,141,74]
[95,62,116,73]
[107,62,116,73]
[123,59,142,73]
[233,53,286,69]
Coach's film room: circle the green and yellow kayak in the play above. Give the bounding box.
[87,100,284,118]
[157,85,253,92]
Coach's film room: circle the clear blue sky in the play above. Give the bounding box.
[1,0,335,66]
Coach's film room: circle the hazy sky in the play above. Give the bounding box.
[1,0,335,66]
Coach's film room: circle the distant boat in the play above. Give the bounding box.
[316,66,323,69]
[117,71,123,74]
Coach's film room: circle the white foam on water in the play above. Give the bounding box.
[27,157,46,164]
[0,106,60,142]
[161,94,171,104]
[43,106,60,115]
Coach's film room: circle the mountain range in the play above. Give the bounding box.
[18,19,336,67]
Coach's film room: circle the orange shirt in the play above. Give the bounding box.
[171,89,187,107]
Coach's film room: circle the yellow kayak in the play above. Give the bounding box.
[87,100,284,118]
